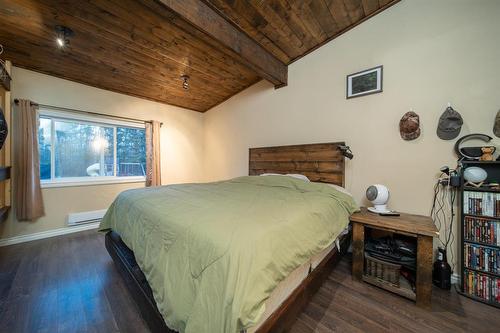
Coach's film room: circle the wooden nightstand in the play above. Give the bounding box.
[350,207,439,309]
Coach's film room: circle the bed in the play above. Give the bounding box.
[101,142,358,333]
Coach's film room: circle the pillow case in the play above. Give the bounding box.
[260,173,310,182]
[259,174,351,196]
[323,183,352,196]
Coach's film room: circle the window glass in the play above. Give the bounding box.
[117,127,146,177]
[38,117,52,180]
[54,120,114,178]
[38,110,146,184]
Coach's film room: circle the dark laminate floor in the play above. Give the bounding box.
[0,230,498,333]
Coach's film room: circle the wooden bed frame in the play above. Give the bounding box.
[105,142,350,333]
[249,142,346,186]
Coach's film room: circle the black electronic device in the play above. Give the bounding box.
[379,211,400,216]
[432,247,451,290]
[365,236,416,270]
[338,145,354,159]
[454,133,495,160]
[439,165,461,187]
[450,174,461,187]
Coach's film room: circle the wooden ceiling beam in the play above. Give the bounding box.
[196,0,292,64]
[157,0,288,88]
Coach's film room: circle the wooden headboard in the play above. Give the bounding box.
[249,142,346,186]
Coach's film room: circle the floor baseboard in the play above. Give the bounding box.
[0,221,100,247]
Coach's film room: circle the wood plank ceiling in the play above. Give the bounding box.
[0,0,399,112]
[204,0,400,64]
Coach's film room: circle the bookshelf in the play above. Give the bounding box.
[459,160,500,308]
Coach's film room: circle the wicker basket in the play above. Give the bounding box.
[364,253,401,287]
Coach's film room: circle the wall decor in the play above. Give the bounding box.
[494,110,500,138]
[346,65,383,99]
[437,104,463,140]
[399,110,420,141]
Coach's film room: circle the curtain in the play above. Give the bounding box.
[13,99,45,221]
[145,120,161,187]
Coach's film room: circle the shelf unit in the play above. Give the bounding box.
[463,186,500,193]
[362,274,416,300]
[459,160,500,308]
[350,208,437,308]
[465,239,500,249]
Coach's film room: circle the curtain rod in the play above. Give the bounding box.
[13,99,163,126]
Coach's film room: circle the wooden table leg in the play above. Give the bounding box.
[352,222,364,280]
[416,235,433,309]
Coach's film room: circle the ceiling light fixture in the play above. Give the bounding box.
[55,25,74,48]
[181,75,190,90]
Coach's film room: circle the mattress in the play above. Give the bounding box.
[105,226,350,333]
[247,227,349,333]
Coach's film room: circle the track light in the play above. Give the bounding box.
[55,25,74,48]
[181,75,190,90]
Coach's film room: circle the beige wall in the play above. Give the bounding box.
[3,0,500,271]
[0,67,204,239]
[204,0,500,269]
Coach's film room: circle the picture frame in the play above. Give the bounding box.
[346,65,383,99]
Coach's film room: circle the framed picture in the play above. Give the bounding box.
[346,65,383,99]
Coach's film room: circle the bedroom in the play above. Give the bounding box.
[0,0,499,332]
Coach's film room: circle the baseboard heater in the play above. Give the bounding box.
[67,209,107,226]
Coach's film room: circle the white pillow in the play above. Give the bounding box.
[260,173,310,182]
[285,174,310,182]
[324,183,352,196]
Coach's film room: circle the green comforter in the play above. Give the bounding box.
[99,175,358,333]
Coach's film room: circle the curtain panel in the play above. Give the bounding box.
[145,120,161,187]
[13,99,45,221]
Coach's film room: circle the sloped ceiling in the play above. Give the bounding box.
[0,0,399,112]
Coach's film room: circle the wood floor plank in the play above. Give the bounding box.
[313,286,412,332]
[56,234,92,333]
[26,237,58,333]
[0,230,499,333]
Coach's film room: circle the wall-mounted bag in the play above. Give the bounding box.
[0,107,7,149]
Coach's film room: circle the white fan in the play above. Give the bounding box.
[366,184,391,214]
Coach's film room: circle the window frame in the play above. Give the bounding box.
[39,108,147,188]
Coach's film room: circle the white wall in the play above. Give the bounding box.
[1,67,204,239]
[204,0,500,269]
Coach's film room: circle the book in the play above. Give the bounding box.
[464,191,500,217]
[464,243,499,274]
[464,269,500,303]
[464,216,500,246]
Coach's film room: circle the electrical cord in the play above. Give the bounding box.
[448,185,457,271]
[431,174,447,247]
[431,172,457,272]
[430,180,444,244]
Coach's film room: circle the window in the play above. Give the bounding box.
[38,108,146,187]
